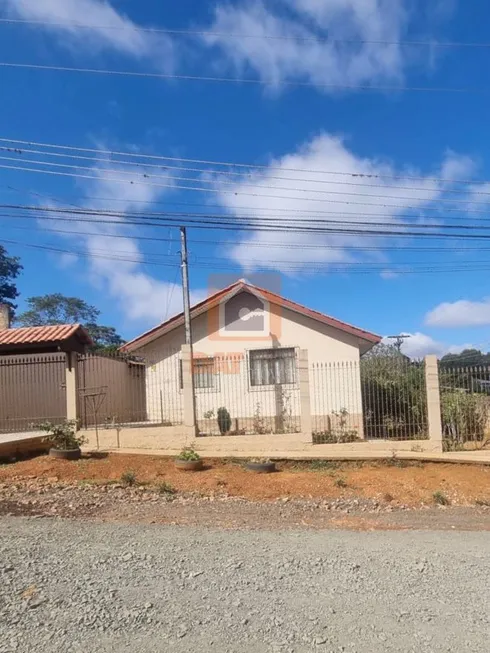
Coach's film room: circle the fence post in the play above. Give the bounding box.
[181,344,197,436]
[299,349,312,440]
[424,354,443,452]
[65,352,78,423]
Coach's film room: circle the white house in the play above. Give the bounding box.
[120,280,380,436]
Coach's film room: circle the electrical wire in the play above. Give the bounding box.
[1,17,490,49]
[3,145,490,199]
[0,61,484,94]
[3,161,490,215]
[1,137,487,187]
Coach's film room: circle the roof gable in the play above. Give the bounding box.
[120,280,381,353]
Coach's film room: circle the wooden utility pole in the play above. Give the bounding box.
[180,226,193,350]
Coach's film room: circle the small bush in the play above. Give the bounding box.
[157,481,176,495]
[334,477,348,488]
[121,470,137,487]
[433,490,450,506]
[38,420,86,450]
[177,447,200,462]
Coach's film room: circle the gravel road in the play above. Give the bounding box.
[1,518,489,653]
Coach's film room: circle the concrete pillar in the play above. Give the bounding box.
[181,344,197,434]
[65,351,78,423]
[425,354,443,452]
[299,349,312,440]
[0,304,10,329]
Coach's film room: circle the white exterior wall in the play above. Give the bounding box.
[135,300,365,432]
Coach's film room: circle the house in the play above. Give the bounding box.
[120,280,381,436]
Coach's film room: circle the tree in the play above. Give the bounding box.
[17,294,99,326]
[84,323,125,352]
[0,245,22,316]
[17,294,125,352]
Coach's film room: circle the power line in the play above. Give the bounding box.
[3,151,490,208]
[3,153,489,208]
[8,204,490,240]
[5,145,489,198]
[1,137,485,187]
[0,61,484,94]
[3,161,490,215]
[1,17,489,49]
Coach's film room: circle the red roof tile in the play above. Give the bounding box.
[0,324,93,347]
[120,280,381,353]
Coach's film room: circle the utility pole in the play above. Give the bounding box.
[180,226,193,350]
[180,226,197,434]
[387,334,410,352]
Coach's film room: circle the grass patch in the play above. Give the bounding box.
[121,470,137,487]
[383,492,394,503]
[334,477,348,489]
[157,481,176,496]
[309,460,341,472]
[433,490,450,506]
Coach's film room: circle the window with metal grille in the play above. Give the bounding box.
[179,357,216,389]
[249,348,296,386]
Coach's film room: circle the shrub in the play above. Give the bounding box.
[38,420,86,450]
[441,391,489,449]
[334,477,348,488]
[177,447,200,461]
[121,470,137,487]
[157,481,176,495]
[217,407,232,435]
[433,490,450,506]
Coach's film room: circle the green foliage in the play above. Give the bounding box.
[121,470,137,486]
[440,349,490,367]
[217,407,232,435]
[0,245,22,317]
[16,294,124,352]
[38,420,86,450]
[334,477,348,488]
[433,490,450,506]
[440,391,489,449]
[360,356,427,439]
[157,481,176,495]
[177,446,200,461]
[203,409,215,420]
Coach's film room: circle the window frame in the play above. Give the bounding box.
[179,356,218,391]
[248,347,297,388]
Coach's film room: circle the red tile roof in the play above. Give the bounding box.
[120,280,381,353]
[0,324,93,347]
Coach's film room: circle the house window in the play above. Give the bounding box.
[180,358,216,389]
[249,348,296,386]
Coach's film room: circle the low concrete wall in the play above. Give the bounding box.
[81,424,437,458]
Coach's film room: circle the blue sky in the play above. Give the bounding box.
[0,0,490,357]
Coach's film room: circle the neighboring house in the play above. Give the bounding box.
[121,280,381,435]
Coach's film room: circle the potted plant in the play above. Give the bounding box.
[245,458,276,474]
[175,446,203,471]
[38,420,86,461]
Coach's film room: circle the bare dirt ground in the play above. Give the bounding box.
[1,453,490,530]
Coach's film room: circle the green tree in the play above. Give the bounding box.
[0,245,22,317]
[17,294,125,352]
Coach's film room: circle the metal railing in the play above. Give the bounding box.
[194,352,301,436]
[439,363,490,449]
[360,356,428,440]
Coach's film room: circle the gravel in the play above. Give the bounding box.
[1,518,489,652]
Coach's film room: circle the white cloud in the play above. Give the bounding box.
[203,0,426,92]
[211,133,475,273]
[426,299,490,328]
[380,270,399,280]
[382,333,471,359]
[41,157,206,325]
[4,0,174,66]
